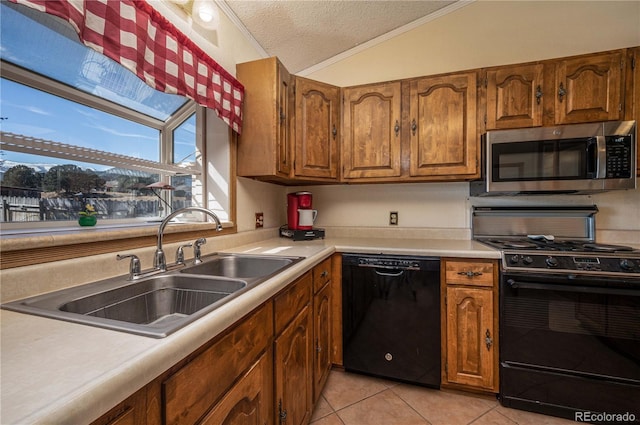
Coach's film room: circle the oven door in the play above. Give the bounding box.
[500,272,640,421]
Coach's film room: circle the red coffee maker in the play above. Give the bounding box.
[287,191,313,230]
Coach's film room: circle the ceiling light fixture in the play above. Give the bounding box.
[192,0,219,30]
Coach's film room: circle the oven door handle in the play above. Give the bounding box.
[506,279,637,296]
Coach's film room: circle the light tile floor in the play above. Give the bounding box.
[311,370,576,425]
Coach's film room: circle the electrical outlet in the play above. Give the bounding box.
[389,211,398,226]
[255,212,264,228]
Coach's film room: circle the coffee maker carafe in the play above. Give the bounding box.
[287,191,315,230]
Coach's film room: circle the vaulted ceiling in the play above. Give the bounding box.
[219,1,460,73]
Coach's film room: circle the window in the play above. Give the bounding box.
[0,1,231,229]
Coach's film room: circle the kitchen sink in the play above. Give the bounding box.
[1,253,303,338]
[2,274,248,338]
[181,253,302,282]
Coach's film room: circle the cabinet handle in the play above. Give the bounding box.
[535,85,543,105]
[394,120,400,136]
[411,119,417,136]
[457,270,482,278]
[332,124,337,140]
[485,329,493,350]
[320,270,328,278]
[278,399,288,424]
[558,82,567,102]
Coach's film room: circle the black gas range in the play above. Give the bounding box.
[477,236,640,278]
[474,206,640,423]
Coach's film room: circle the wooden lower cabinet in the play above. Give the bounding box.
[274,271,313,425]
[441,258,499,393]
[275,305,313,425]
[313,258,333,403]
[92,255,338,425]
[163,303,274,425]
[89,387,147,425]
[200,350,273,425]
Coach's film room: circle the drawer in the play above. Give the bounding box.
[274,272,312,335]
[445,259,495,287]
[313,257,332,293]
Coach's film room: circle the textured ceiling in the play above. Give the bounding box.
[221,1,458,74]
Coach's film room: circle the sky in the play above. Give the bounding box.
[0,2,194,173]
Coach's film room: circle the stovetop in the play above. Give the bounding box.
[478,237,640,254]
[476,237,640,276]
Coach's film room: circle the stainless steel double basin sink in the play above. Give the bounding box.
[2,253,303,338]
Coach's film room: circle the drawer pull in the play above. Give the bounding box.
[320,270,328,278]
[457,270,482,278]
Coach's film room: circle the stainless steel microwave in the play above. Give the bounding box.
[470,121,637,196]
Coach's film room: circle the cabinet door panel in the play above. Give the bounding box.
[409,72,478,177]
[486,64,544,129]
[277,63,292,175]
[275,306,312,425]
[313,282,332,401]
[200,351,272,425]
[294,77,339,179]
[446,286,494,389]
[342,82,402,179]
[555,52,623,124]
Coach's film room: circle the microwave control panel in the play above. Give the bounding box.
[605,135,632,178]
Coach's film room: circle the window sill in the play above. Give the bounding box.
[0,222,236,269]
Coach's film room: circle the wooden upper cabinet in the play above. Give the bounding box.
[342,82,402,179]
[293,77,340,180]
[408,72,478,177]
[485,64,544,130]
[627,48,640,176]
[554,51,624,124]
[236,57,292,179]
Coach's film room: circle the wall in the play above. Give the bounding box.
[305,0,640,86]
[292,183,640,244]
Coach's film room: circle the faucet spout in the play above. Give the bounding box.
[154,207,223,271]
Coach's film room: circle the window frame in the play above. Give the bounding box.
[0,59,237,269]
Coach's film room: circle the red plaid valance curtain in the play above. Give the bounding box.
[9,0,244,133]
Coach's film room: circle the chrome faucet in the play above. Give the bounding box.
[154,207,223,272]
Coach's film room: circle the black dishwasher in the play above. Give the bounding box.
[342,254,440,388]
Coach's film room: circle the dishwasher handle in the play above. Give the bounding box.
[374,269,405,277]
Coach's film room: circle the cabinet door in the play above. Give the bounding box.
[294,77,340,179]
[277,62,293,176]
[445,286,495,390]
[409,72,478,177]
[486,64,544,129]
[275,306,313,425]
[200,351,273,425]
[342,82,402,179]
[236,57,292,179]
[313,282,332,402]
[555,51,624,124]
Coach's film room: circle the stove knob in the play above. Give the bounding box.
[620,259,636,271]
[545,256,559,268]
[523,256,534,265]
[509,254,520,264]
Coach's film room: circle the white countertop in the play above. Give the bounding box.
[0,237,498,425]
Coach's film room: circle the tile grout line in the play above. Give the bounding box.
[388,385,435,425]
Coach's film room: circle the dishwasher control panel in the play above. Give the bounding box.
[357,258,421,270]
